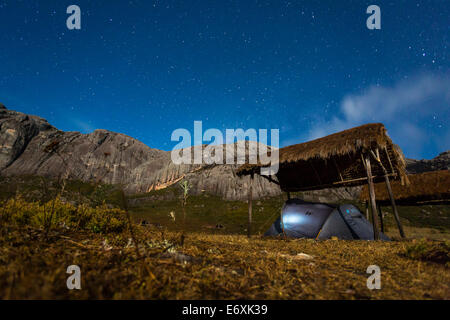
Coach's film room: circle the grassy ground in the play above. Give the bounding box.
[1,224,448,299]
[128,184,450,241]
[0,176,449,299]
[0,175,124,207]
[2,176,449,238]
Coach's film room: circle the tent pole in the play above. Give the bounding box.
[377,202,384,233]
[365,155,380,240]
[247,173,253,238]
[384,175,406,238]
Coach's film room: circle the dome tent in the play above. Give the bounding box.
[265,199,390,240]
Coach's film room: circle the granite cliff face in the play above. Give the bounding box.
[0,105,280,200]
[1,105,447,201]
[0,103,54,170]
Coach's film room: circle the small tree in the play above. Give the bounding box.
[179,179,190,246]
[179,179,190,224]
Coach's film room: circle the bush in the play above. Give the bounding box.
[404,239,450,266]
[0,196,127,234]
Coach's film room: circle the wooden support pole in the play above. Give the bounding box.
[247,174,253,238]
[384,175,406,238]
[377,203,384,233]
[280,201,287,240]
[369,149,406,239]
[384,146,395,175]
[365,201,369,220]
[287,192,291,200]
[309,162,323,185]
[333,158,344,182]
[365,155,380,240]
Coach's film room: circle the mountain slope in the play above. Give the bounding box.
[0,105,280,200]
[1,105,447,201]
[406,151,450,174]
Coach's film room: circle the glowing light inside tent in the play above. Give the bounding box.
[282,212,304,226]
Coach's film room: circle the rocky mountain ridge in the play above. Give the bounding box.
[1,104,448,201]
[0,105,279,200]
[406,151,450,174]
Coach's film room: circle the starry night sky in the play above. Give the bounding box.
[0,0,448,159]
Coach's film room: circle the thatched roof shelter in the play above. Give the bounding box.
[360,170,450,205]
[238,123,409,239]
[237,123,408,192]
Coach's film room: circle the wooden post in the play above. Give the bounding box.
[309,162,323,185]
[280,203,287,240]
[384,175,406,238]
[384,146,395,174]
[365,201,369,220]
[287,192,291,200]
[365,155,380,240]
[369,148,406,238]
[247,174,253,238]
[333,158,344,182]
[377,203,384,233]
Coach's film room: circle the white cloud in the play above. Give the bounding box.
[307,74,450,158]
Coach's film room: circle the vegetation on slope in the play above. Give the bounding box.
[1,196,127,234]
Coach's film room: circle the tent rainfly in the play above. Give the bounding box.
[237,123,409,240]
[265,199,390,240]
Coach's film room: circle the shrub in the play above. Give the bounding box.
[0,196,127,234]
[404,239,450,266]
[86,203,128,233]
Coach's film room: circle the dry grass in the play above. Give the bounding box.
[275,123,402,165]
[1,195,448,300]
[1,221,448,299]
[386,226,450,241]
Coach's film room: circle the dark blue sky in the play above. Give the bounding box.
[0,0,448,159]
